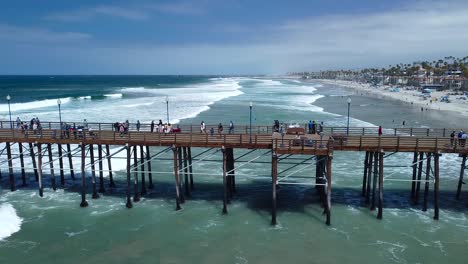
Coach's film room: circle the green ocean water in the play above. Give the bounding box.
[1,76,468,264]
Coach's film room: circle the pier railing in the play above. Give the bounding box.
[1,120,466,137]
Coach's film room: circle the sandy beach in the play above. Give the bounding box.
[319,79,468,114]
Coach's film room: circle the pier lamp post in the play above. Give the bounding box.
[6,95,12,129]
[249,101,253,143]
[166,96,170,124]
[346,97,351,135]
[57,99,62,134]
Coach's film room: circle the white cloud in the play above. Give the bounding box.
[45,5,149,22]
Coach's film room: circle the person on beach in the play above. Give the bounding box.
[136,120,141,131]
[150,120,155,133]
[308,120,313,134]
[229,121,234,134]
[378,126,383,136]
[200,121,206,133]
[218,123,223,134]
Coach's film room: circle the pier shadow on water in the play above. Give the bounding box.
[2,172,468,218]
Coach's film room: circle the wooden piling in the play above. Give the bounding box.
[47,143,56,191]
[89,144,99,199]
[362,151,369,196]
[6,142,15,191]
[98,144,105,193]
[226,148,235,197]
[29,142,39,181]
[456,154,467,200]
[172,145,182,210]
[222,147,228,214]
[133,145,140,202]
[37,143,43,197]
[106,144,115,187]
[434,153,440,220]
[58,144,65,186]
[377,151,384,219]
[18,142,26,186]
[423,153,431,212]
[177,147,186,201]
[146,145,154,189]
[80,143,88,207]
[183,147,190,197]
[411,152,418,199]
[66,144,75,180]
[126,144,132,208]
[188,147,194,191]
[371,151,378,211]
[325,155,332,225]
[415,152,424,204]
[140,145,147,195]
[365,152,373,204]
[271,152,278,225]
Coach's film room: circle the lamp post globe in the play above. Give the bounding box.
[165,96,170,124]
[57,99,62,130]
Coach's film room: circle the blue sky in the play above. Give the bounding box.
[1,0,468,74]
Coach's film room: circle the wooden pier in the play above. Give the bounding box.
[0,121,467,225]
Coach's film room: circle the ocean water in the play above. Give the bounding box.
[0,76,468,263]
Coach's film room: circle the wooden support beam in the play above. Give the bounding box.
[89,144,99,199]
[325,155,332,225]
[365,152,373,204]
[222,147,228,214]
[227,148,235,197]
[146,145,154,189]
[423,153,432,212]
[126,144,132,208]
[37,143,43,197]
[434,153,440,220]
[411,152,418,199]
[456,154,467,200]
[18,142,26,187]
[106,144,115,187]
[47,143,56,191]
[6,142,15,191]
[271,152,278,225]
[66,144,75,180]
[377,151,384,219]
[172,145,182,210]
[29,142,39,181]
[80,143,88,207]
[133,145,140,202]
[140,145,147,195]
[362,151,369,196]
[188,147,194,191]
[371,152,378,211]
[98,144,105,193]
[415,152,424,204]
[177,147,187,201]
[183,147,190,197]
[58,144,64,186]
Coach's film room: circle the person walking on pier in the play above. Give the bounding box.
[218,123,224,135]
[16,117,21,129]
[308,120,313,134]
[378,126,383,136]
[150,120,155,133]
[136,120,141,131]
[229,121,234,134]
[210,127,214,136]
[200,121,206,133]
[450,131,455,147]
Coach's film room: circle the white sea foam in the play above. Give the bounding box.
[0,203,23,241]
[104,93,123,98]
[0,97,71,112]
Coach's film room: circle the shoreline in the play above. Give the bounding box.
[317,79,468,115]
